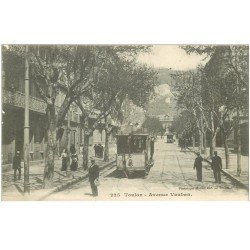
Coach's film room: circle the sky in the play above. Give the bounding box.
[138,45,207,70]
[138,45,208,100]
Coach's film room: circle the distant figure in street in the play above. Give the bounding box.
[94,144,98,157]
[13,150,21,181]
[193,152,203,182]
[150,137,155,160]
[70,152,78,172]
[70,144,76,154]
[98,144,104,158]
[80,144,83,155]
[211,151,222,183]
[61,149,68,171]
[179,138,184,151]
[89,158,100,196]
[183,139,188,151]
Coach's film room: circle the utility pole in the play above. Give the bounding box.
[67,109,71,168]
[24,45,30,194]
[200,115,204,154]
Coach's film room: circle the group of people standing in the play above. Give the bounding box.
[179,138,189,151]
[93,144,104,158]
[193,151,222,183]
[12,144,100,197]
[61,144,78,172]
[61,144,100,197]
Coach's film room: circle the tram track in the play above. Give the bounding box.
[175,152,211,193]
[157,148,205,192]
[159,150,173,190]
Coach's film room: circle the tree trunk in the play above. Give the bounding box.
[43,105,57,188]
[203,130,207,156]
[104,131,109,162]
[82,117,89,170]
[210,134,216,159]
[200,115,204,153]
[56,95,73,127]
[224,135,230,169]
[66,110,71,168]
[104,117,110,162]
[192,135,195,149]
[209,111,214,158]
[199,130,204,153]
[236,109,241,176]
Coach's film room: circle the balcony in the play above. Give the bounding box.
[2,89,46,114]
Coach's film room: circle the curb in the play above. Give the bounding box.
[221,169,249,190]
[38,159,116,200]
[187,147,249,191]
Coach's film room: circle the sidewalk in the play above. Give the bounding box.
[188,146,249,189]
[1,150,116,201]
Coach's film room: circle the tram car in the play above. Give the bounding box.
[116,133,154,177]
[166,133,174,143]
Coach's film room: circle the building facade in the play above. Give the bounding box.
[2,70,115,167]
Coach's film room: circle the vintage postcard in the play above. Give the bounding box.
[1,44,249,201]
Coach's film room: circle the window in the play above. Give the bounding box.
[117,135,147,154]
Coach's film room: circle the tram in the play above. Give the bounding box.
[116,133,154,177]
[166,133,174,143]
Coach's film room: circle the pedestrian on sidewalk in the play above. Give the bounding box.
[13,150,21,181]
[193,152,203,182]
[70,152,78,178]
[179,138,184,151]
[88,158,100,196]
[150,136,155,160]
[211,151,222,183]
[70,144,76,154]
[80,144,83,155]
[94,144,98,157]
[61,149,68,171]
[98,144,104,158]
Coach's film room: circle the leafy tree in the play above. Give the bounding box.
[76,48,158,166]
[204,46,249,172]
[170,111,197,146]
[3,44,158,185]
[181,45,249,173]
[3,45,111,187]
[142,116,163,135]
[170,68,210,155]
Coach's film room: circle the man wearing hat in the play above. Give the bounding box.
[211,151,222,183]
[88,158,100,196]
[13,150,21,181]
[193,152,203,182]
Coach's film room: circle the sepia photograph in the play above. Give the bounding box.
[0,1,250,250]
[1,44,249,201]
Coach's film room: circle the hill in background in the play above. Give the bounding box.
[147,68,178,117]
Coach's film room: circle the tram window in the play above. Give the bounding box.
[131,136,146,153]
[117,136,129,154]
[117,135,147,154]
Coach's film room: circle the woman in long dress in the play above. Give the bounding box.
[61,149,68,171]
[70,152,78,171]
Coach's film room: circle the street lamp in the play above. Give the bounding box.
[24,45,30,194]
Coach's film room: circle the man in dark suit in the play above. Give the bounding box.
[150,137,155,160]
[193,152,203,182]
[211,151,222,183]
[88,158,100,196]
[13,150,21,181]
